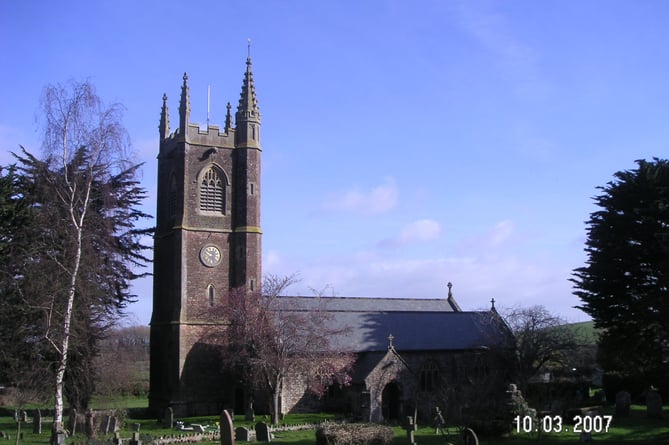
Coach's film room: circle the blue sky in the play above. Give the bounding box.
[2,1,669,325]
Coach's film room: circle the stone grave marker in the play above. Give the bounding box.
[85,410,96,439]
[235,426,254,442]
[245,401,255,422]
[221,409,235,445]
[128,432,142,445]
[163,407,174,429]
[462,428,479,445]
[255,422,271,442]
[112,432,123,445]
[69,409,78,436]
[647,389,663,419]
[615,391,631,417]
[402,416,417,445]
[109,416,119,433]
[21,411,28,423]
[33,409,42,435]
[100,415,112,435]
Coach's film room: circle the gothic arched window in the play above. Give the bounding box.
[200,166,225,214]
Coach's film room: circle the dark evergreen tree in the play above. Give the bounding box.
[11,147,152,410]
[572,158,669,385]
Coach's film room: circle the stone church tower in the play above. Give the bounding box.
[149,57,262,416]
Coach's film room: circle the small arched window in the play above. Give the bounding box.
[207,284,216,307]
[200,166,225,214]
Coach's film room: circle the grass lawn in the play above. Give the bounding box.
[1,404,667,445]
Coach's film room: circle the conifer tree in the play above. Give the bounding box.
[572,158,669,384]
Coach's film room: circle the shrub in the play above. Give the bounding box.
[315,423,393,445]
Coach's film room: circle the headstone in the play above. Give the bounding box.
[433,407,445,434]
[402,416,417,445]
[235,427,254,442]
[221,409,235,445]
[85,410,96,439]
[133,423,141,432]
[255,422,270,442]
[69,409,78,436]
[112,432,123,445]
[128,432,142,445]
[109,416,119,433]
[245,401,255,422]
[21,411,28,423]
[100,415,112,434]
[163,407,174,429]
[615,391,631,417]
[462,428,479,445]
[646,389,663,419]
[33,409,42,435]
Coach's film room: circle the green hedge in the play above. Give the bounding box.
[315,423,394,445]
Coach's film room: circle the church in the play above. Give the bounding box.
[149,56,515,422]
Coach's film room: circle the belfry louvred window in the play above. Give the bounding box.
[200,167,225,213]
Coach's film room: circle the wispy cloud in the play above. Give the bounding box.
[323,177,398,215]
[457,219,516,252]
[453,1,550,98]
[378,218,442,248]
[264,247,587,322]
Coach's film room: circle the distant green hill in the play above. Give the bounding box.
[565,320,599,345]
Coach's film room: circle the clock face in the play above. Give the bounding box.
[200,245,221,267]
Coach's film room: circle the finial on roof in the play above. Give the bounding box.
[247,38,252,59]
[236,49,260,123]
[225,102,233,132]
[491,298,496,309]
[387,333,395,349]
[447,282,453,298]
[159,93,170,139]
[179,72,191,132]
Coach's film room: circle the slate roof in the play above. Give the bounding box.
[274,296,513,353]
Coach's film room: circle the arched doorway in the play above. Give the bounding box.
[381,381,402,422]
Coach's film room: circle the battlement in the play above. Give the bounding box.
[162,122,235,149]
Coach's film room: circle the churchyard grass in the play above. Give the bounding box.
[0,406,667,445]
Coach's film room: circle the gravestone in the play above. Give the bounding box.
[433,407,445,434]
[109,416,119,433]
[128,432,142,445]
[245,401,255,422]
[85,410,96,439]
[235,426,254,442]
[646,389,663,419]
[33,409,42,435]
[100,415,111,434]
[69,409,78,436]
[615,391,631,417]
[112,432,123,445]
[255,422,271,442]
[402,416,417,445]
[21,411,28,423]
[163,407,174,429]
[462,428,479,445]
[221,409,235,445]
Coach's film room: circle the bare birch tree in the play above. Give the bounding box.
[12,80,151,442]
